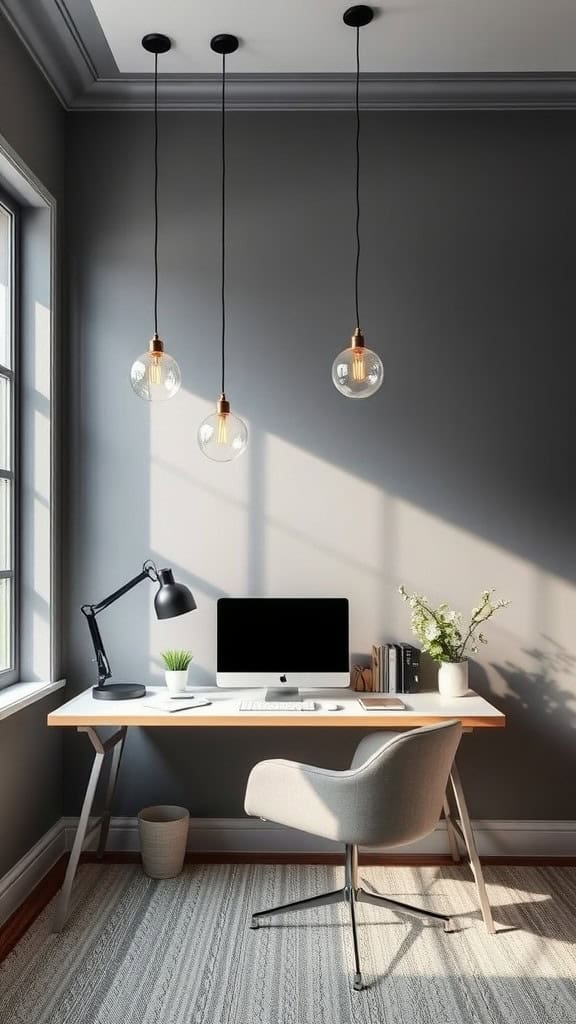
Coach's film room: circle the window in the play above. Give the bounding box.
[0,193,17,686]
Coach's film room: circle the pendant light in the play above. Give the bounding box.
[332,6,384,399]
[198,35,248,462]
[130,34,181,402]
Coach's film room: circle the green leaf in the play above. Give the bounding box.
[161,649,193,671]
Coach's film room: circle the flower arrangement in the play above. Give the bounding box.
[398,587,509,664]
[161,649,193,672]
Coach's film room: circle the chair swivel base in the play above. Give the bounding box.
[249,847,453,991]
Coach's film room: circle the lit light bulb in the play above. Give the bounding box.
[332,327,383,398]
[198,393,248,462]
[352,348,367,382]
[130,334,181,401]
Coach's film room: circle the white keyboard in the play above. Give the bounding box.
[238,700,317,712]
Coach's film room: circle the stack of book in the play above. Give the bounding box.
[371,643,420,694]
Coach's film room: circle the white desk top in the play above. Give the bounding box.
[47,687,505,730]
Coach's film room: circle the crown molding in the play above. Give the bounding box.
[3,0,576,111]
[0,0,95,108]
[75,73,576,112]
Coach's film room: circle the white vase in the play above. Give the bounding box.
[438,660,469,698]
[165,669,189,695]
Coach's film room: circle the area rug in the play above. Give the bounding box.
[1,863,575,1023]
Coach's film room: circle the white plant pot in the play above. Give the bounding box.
[438,660,469,698]
[165,669,189,694]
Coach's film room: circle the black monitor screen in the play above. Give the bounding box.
[217,598,349,672]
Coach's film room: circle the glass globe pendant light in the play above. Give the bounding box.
[198,34,248,462]
[332,6,384,399]
[130,34,181,402]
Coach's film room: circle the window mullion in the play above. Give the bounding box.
[0,193,16,681]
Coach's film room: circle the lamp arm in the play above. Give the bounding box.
[81,561,158,688]
[86,561,158,616]
[82,609,112,687]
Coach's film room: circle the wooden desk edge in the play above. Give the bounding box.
[47,712,506,729]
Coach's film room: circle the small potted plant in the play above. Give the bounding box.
[161,649,193,695]
[398,587,509,697]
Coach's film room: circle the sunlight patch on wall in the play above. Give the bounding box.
[264,432,390,652]
[33,302,51,399]
[149,391,252,681]
[146,403,575,700]
[392,496,576,700]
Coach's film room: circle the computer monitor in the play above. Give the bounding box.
[217,597,350,698]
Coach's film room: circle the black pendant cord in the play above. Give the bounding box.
[354,25,361,330]
[153,51,159,337]
[220,52,226,396]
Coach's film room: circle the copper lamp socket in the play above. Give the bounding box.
[149,333,165,355]
[351,327,365,350]
[217,393,230,415]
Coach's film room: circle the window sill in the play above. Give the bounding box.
[0,679,66,722]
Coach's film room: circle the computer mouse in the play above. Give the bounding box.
[324,702,342,711]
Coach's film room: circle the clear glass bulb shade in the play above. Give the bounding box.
[130,350,181,401]
[198,410,248,462]
[332,345,384,398]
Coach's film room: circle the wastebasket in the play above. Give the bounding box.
[137,805,190,878]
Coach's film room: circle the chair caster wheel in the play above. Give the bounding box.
[353,973,363,991]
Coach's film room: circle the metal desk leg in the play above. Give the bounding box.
[443,797,462,864]
[448,760,496,935]
[52,726,127,933]
[96,728,127,859]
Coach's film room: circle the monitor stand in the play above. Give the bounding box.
[265,688,300,701]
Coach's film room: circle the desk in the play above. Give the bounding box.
[48,687,505,933]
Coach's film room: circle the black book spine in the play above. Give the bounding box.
[401,645,409,694]
[404,644,420,692]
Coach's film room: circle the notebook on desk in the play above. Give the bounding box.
[142,696,211,713]
[357,696,406,711]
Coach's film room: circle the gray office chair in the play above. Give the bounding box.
[244,720,462,991]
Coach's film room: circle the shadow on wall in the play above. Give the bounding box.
[459,637,576,819]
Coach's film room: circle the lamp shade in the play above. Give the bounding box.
[154,569,197,620]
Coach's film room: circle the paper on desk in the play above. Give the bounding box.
[142,696,212,713]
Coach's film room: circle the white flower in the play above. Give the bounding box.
[425,622,440,641]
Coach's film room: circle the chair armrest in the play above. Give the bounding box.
[244,758,362,844]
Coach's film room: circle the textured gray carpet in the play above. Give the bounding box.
[1,863,576,1023]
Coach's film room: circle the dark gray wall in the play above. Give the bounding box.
[0,17,64,199]
[65,109,576,821]
[0,694,63,876]
[0,15,65,874]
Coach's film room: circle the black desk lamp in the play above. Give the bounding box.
[82,559,197,701]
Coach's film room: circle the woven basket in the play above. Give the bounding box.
[137,805,190,879]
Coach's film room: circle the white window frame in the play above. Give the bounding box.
[0,188,18,688]
[0,128,59,696]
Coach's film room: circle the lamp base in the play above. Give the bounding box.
[92,683,146,701]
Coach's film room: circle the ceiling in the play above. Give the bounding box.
[90,0,576,76]
[2,0,576,110]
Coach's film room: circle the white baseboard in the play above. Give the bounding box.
[0,821,65,927]
[2,817,575,929]
[63,816,576,858]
